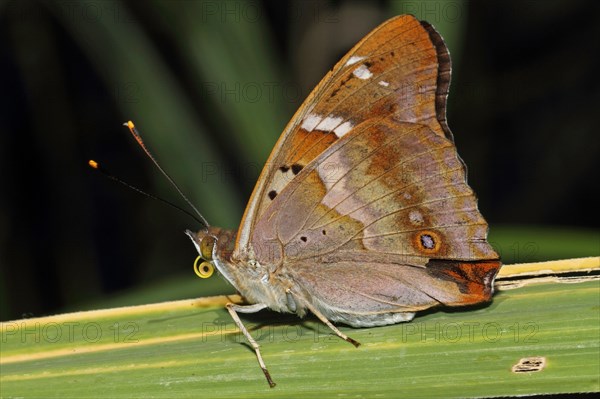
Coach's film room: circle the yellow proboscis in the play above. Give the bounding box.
[193,256,214,278]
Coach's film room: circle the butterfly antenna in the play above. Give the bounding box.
[121,121,210,229]
[122,121,209,229]
[88,160,206,226]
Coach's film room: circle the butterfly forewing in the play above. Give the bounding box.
[234,15,453,256]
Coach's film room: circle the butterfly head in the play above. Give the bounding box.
[188,229,216,278]
[185,227,238,286]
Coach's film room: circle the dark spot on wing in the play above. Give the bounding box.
[343,77,353,87]
[330,85,341,98]
[300,236,307,242]
[291,164,303,175]
[268,190,277,200]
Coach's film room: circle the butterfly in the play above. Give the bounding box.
[186,14,501,387]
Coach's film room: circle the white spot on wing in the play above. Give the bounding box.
[421,234,435,249]
[301,113,322,131]
[333,121,353,137]
[315,115,344,132]
[353,64,373,80]
[378,80,389,87]
[345,55,365,66]
[303,113,352,137]
[409,210,424,226]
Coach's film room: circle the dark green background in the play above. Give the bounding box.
[1,0,598,321]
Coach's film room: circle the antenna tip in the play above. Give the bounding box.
[123,120,135,129]
[88,160,99,169]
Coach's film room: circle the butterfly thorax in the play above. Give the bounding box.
[188,227,297,315]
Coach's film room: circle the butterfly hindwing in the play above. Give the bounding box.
[285,258,500,327]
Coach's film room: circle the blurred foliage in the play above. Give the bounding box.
[0,0,598,321]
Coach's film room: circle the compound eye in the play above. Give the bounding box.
[200,236,216,260]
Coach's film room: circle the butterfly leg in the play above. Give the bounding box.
[287,290,361,348]
[226,303,276,388]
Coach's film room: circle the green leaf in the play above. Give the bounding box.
[2,262,598,398]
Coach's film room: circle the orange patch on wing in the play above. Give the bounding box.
[289,129,339,166]
[426,259,502,305]
[365,133,402,176]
